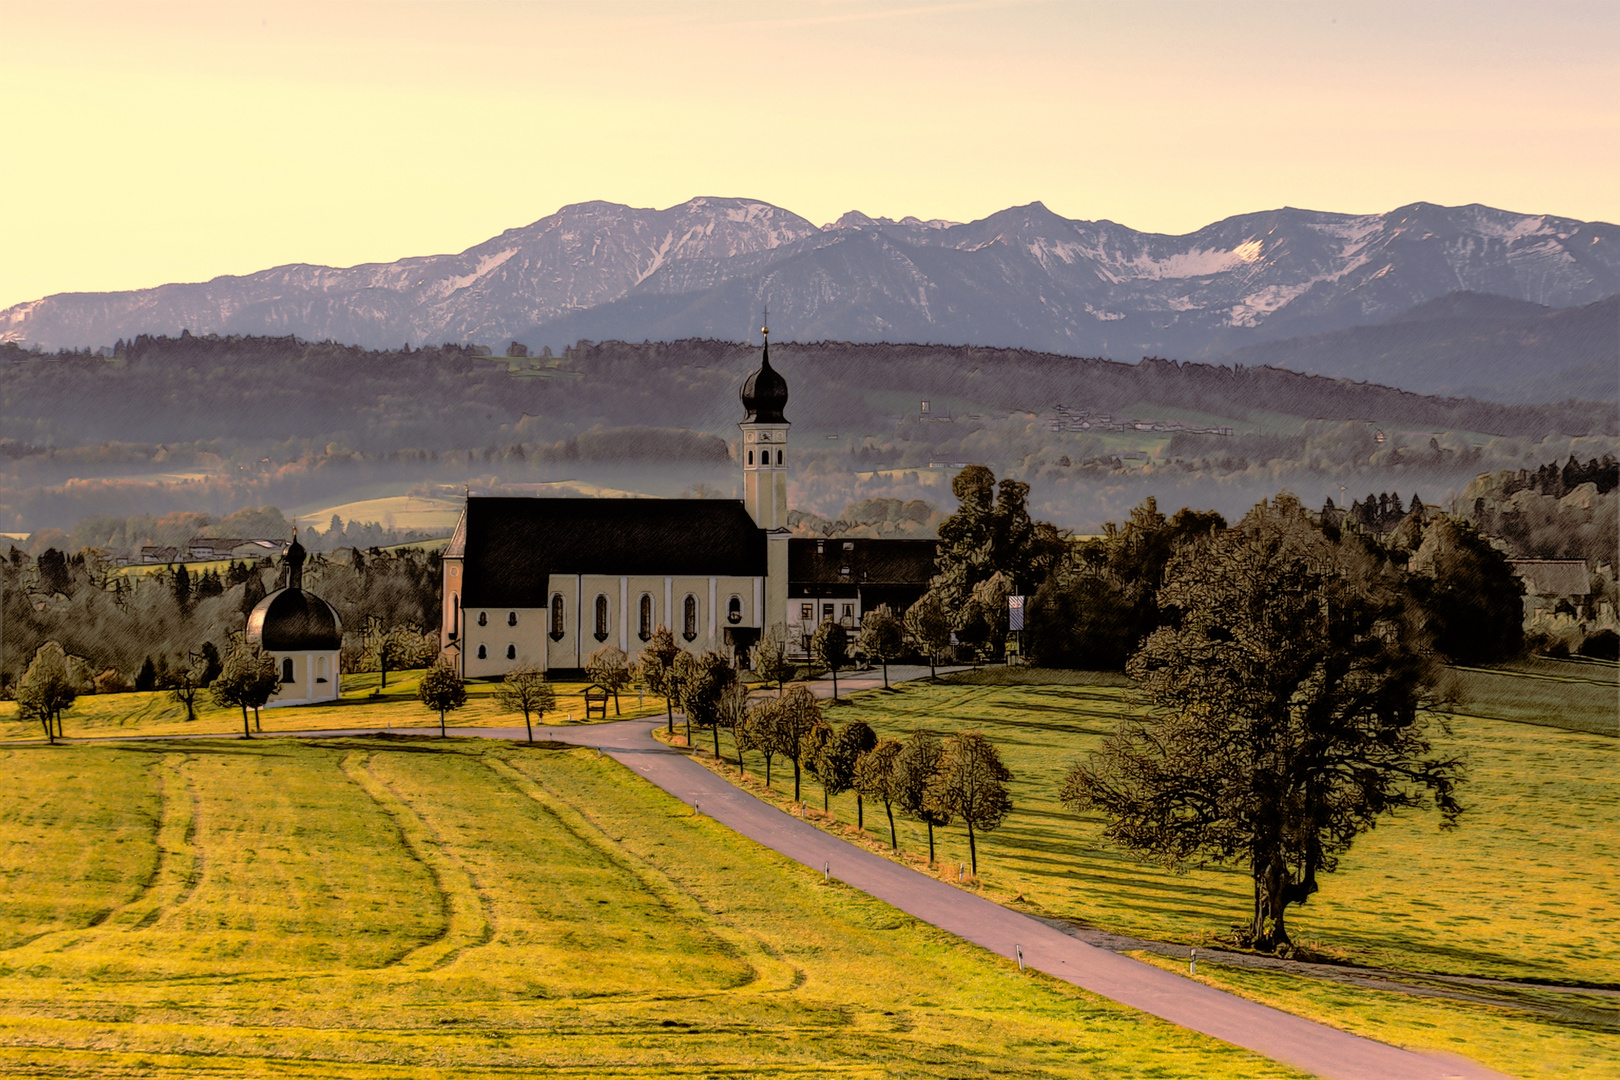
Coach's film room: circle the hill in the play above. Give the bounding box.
[4,333,1615,535]
[4,198,1617,396]
[1214,293,1620,403]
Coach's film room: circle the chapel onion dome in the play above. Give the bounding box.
[245,536,343,651]
[740,338,789,424]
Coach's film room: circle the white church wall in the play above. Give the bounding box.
[463,606,547,678]
[263,650,341,708]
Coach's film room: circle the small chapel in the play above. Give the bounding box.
[439,323,938,678]
[245,536,344,706]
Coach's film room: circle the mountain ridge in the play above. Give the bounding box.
[5,197,1616,400]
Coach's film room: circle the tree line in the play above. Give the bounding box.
[2,543,444,694]
[870,464,1530,676]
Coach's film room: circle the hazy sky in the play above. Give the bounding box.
[2,0,1616,310]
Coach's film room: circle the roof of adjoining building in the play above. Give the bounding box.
[788,538,939,589]
[455,498,768,608]
[1510,559,1590,596]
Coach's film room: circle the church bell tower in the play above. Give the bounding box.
[738,312,789,531]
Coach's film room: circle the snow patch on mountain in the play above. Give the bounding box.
[1124,244,1260,280]
[443,248,519,294]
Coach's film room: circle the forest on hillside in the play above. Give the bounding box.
[3,333,1616,534]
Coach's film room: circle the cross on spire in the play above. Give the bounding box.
[762,305,769,341]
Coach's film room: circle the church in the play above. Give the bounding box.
[439,326,938,677]
[246,536,344,706]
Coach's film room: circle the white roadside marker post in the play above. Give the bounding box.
[824,861,830,882]
[1016,945,1024,971]
[1189,948,1198,975]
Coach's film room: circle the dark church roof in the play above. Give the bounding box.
[246,589,343,651]
[789,538,939,590]
[456,498,768,608]
[739,338,789,424]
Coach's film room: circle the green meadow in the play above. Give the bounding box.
[1125,951,1620,1080]
[711,671,1618,984]
[0,737,1305,1079]
[1443,656,1619,736]
[688,667,1620,1080]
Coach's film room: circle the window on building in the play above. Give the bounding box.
[727,595,742,624]
[683,595,698,641]
[316,656,328,683]
[822,604,834,620]
[477,644,487,659]
[594,594,610,641]
[776,450,783,465]
[450,594,459,640]
[282,657,295,683]
[800,603,813,621]
[478,611,487,626]
[550,594,565,641]
[506,644,516,660]
[508,611,518,626]
[747,450,754,465]
[842,604,854,620]
[639,594,653,641]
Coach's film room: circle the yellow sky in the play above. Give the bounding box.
[2,0,1616,310]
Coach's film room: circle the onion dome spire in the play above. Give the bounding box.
[740,307,789,424]
[285,529,306,591]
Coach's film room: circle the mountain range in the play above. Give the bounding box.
[4,197,1616,401]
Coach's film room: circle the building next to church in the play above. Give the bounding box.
[246,536,343,705]
[439,324,938,676]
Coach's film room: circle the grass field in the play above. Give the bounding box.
[0,736,1308,1079]
[701,673,1618,985]
[684,670,1619,1079]
[289,494,464,535]
[1445,656,1619,735]
[1125,951,1620,1080]
[0,668,664,742]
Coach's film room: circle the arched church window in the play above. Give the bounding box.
[727,596,743,624]
[683,595,698,642]
[508,611,518,626]
[639,594,653,641]
[478,644,487,659]
[478,611,487,626]
[747,450,754,465]
[594,595,610,642]
[550,594,565,641]
[506,644,516,660]
[282,657,295,683]
[316,656,328,684]
[776,450,783,465]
